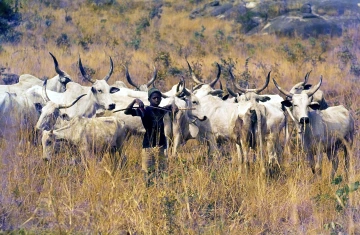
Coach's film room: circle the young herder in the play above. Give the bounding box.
[124,87,178,186]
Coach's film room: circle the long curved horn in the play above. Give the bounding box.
[229,67,247,92]
[180,76,191,96]
[209,63,221,88]
[124,65,140,90]
[226,82,238,97]
[253,71,270,94]
[232,71,270,94]
[79,56,96,83]
[59,94,87,109]
[42,79,51,102]
[273,78,293,98]
[146,65,158,87]
[49,52,65,77]
[305,75,322,97]
[103,56,113,82]
[303,70,312,85]
[186,60,203,84]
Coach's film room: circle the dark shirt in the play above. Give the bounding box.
[127,106,169,149]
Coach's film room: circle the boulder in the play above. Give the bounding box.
[260,12,342,38]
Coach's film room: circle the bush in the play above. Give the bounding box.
[56,33,71,48]
[0,0,21,39]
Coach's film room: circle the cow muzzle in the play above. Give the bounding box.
[108,103,115,110]
[299,117,309,124]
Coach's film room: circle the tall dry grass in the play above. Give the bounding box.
[1,1,359,234]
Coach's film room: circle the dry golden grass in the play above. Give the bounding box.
[1,1,360,234]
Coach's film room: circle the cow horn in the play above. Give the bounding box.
[124,65,140,90]
[303,70,312,85]
[79,56,96,84]
[253,71,270,94]
[186,60,203,85]
[273,78,293,98]
[103,56,113,82]
[305,75,322,97]
[58,94,87,109]
[146,65,158,87]
[226,82,238,97]
[180,76,191,96]
[42,79,51,103]
[49,52,65,77]
[209,63,221,88]
[229,67,246,92]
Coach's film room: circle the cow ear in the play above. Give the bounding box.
[222,94,229,100]
[304,84,312,90]
[110,87,120,94]
[281,100,292,107]
[60,113,70,121]
[91,86,96,93]
[309,102,320,110]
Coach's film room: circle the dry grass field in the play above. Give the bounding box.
[0,1,359,234]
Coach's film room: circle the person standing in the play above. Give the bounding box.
[124,88,178,186]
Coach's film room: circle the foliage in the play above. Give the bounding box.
[56,33,71,49]
[0,0,21,43]
[136,16,150,36]
[331,175,360,212]
[194,25,206,40]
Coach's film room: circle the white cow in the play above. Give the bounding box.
[57,56,120,118]
[34,80,87,131]
[273,76,354,179]
[227,70,287,172]
[0,52,72,94]
[0,91,42,146]
[41,116,129,165]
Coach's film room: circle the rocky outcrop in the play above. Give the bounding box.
[258,12,342,38]
[188,0,360,38]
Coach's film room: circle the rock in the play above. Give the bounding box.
[210,3,233,17]
[260,12,342,38]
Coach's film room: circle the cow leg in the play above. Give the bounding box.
[314,144,323,176]
[172,134,182,158]
[307,151,316,175]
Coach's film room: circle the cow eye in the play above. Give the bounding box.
[192,101,197,104]
[97,90,102,93]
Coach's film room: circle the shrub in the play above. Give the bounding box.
[56,33,71,49]
[136,17,150,35]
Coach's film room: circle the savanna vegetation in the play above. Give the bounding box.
[0,0,359,234]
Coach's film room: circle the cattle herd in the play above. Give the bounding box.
[0,52,355,180]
